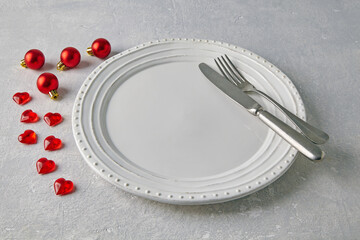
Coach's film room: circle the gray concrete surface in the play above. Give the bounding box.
[1,0,359,239]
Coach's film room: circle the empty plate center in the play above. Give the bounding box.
[105,62,268,178]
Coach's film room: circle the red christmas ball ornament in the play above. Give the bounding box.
[37,73,59,99]
[57,47,81,71]
[87,38,111,59]
[20,49,45,69]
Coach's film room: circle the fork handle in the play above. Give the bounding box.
[257,110,324,161]
[255,89,329,144]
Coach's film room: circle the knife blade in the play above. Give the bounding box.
[199,63,324,161]
[199,63,263,116]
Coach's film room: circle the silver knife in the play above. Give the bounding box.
[199,63,324,161]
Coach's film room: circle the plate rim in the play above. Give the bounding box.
[72,38,304,205]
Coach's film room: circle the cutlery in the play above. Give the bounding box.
[199,63,324,161]
[214,55,329,145]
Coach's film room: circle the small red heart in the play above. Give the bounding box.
[44,135,62,151]
[36,158,56,174]
[20,109,39,123]
[18,130,37,144]
[44,112,62,126]
[54,178,74,195]
[13,92,31,105]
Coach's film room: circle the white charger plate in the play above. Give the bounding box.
[73,38,305,205]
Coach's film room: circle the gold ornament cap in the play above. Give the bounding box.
[86,47,94,56]
[49,90,59,100]
[57,61,67,71]
[20,59,27,68]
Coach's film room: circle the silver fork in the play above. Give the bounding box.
[215,55,329,144]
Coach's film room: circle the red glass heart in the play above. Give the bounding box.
[13,92,31,105]
[20,109,39,123]
[54,178,74,195]
[18,130,37,144]
[44,112,62,126]
[36,158,56,174]
[44,135,62,151]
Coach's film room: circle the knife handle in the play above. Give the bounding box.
[255,89,329,144]
[257,110,324,161]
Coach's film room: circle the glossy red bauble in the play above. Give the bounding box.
[20,109,39,123]
[18,130,37,144]
[57,47,81,70]
[44,135,62,151]
[54,178,74,195]
[36,158,56,174]
[44,112,62,126]
[37,73,59,99]
[21,49,45,70]
[13,92,31,105]
[87,38,111,59]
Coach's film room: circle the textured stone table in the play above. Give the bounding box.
[1,1,359,239]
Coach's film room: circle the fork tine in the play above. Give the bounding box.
[220,56,244,86]
[214,58,238,86]
[216,57,239,84]
[224,54,247,82]
[214,59,227,79]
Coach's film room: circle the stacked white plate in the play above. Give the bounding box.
[72,39,305,204]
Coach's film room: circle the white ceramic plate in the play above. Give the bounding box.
[73,38,305,205]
